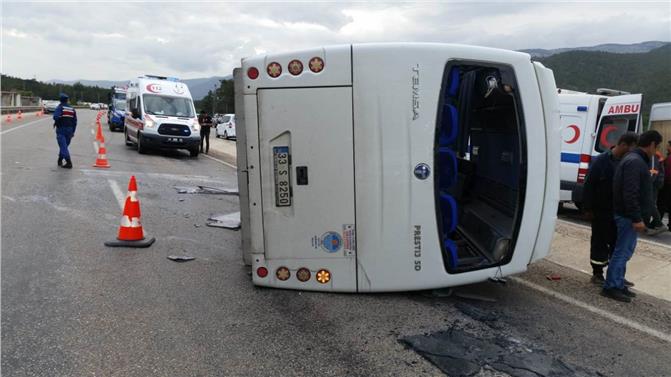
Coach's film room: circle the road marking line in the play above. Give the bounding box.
[557,219,671,249]
[81,169,228,184]
[90,129,95,135]
[202,153,236,169]
[93,141,99,153]
[0,117,50,135]
[511,277,671,344]
[108,179,125,210]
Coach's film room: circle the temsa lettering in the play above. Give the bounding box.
[608,104,640,114]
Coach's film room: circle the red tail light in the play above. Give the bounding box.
[247,67,259,80]
[577,154,591,183]
[256,267,268,278]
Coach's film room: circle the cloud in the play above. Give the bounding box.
[1,1,669,82]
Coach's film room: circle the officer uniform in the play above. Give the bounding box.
[198,112,213,154]
[582,149,621,280]
[53,94,77,168]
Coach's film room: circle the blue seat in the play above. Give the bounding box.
[437,147,458,189]
[447,66,461,97]
[439,192,457,235]
[443,239,459,269]
[438,104,458,146]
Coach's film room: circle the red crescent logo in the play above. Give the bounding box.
[565,124,580,144]
[146,84,161,93]
[599,125,618,149]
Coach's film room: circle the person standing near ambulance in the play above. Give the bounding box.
[198,110,213,154]
[645,151,666,234]
[53,93,77,169]
[603,130,663,302]
[583,132,638,285]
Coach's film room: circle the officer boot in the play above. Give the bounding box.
[63,159,73,169]
[57,156,63,167]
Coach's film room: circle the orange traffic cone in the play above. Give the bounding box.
[5,114,11,123]
[93,133,111,168]
[95,122,104,142]
[105,176,155,248]
[17,110,22,120]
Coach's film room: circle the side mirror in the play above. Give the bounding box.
[131,109,140,119]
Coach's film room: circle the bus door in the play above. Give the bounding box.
[593,94,642,154]
[256,87,357,291]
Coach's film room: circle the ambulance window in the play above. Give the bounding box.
[595,115,637,152]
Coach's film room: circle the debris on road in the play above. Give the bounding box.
[546,273,562,281]
[167,255,196,262]
[206,212,241,229]
[401,327,593,377]
[174,186,239,195]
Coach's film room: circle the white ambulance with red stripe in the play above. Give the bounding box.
[124,75,201,157]
[559,89,642,208]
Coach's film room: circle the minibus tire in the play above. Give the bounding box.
[189,148,199,157]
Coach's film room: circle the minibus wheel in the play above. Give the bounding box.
[124,128,133,146]
[137,132,147,154]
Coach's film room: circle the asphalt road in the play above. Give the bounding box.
[2,110,671,377]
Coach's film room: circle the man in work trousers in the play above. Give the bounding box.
[583,132,638,286]
[645,150,666,235]
[198,110,213,154]
[53,93,77,169]
[604,130,663,302]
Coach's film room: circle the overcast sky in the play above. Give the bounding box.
[2,1,670,81]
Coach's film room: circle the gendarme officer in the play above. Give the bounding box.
[53,93,77,168]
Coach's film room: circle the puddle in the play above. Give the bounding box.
[401,327,595,377]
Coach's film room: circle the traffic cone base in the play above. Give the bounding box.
[104,236,155,248]
[93,143,110,168]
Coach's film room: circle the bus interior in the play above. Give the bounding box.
[434,62,527,273]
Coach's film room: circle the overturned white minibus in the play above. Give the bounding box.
[234,43,560,292]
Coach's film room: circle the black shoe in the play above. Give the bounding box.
[601,288,632,303]
[590,274,605,285]
[57,157,63,167]
[622,287,637,298]
[624,279,634,287]
[62,159,73,169]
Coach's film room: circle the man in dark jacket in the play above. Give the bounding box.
[604,130,663,302]
[583,132,638,285]
[53,93,77,168]
[198,110,213,154]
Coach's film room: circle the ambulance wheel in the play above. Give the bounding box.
[223,131,228,140]
[189,148,199,157]
[124,129,133,146]
[137,132,148,154]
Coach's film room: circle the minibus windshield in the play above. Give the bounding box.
[113,99,126,110]
[143,94,194,117]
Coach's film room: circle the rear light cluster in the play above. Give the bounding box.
[256,266,331,284]
[246,57,325,80]
[577,154,591,183]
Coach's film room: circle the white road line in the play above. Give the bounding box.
[511,277,671,344]
[107,179,126,210]
[557,219,671,249]
[90,129,95,135]
[0,117,50,135]
[202,153,237,169]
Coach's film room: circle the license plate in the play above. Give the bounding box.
[167,137,183,143]
[273,146,291,207]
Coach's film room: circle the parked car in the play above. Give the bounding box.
[42,100,59,113]
[215,114,236,139]
[90,103,101,110]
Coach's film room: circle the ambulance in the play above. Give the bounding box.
[233,43,561,292]
[558,89,642,207]
[124,75,201,157]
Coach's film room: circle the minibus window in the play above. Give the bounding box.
[595,115,637,152]
[114,99,126,110]
[434,62,526,273]
[143,95,195,117]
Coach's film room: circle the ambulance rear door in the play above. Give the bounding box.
[593,94,642,154]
